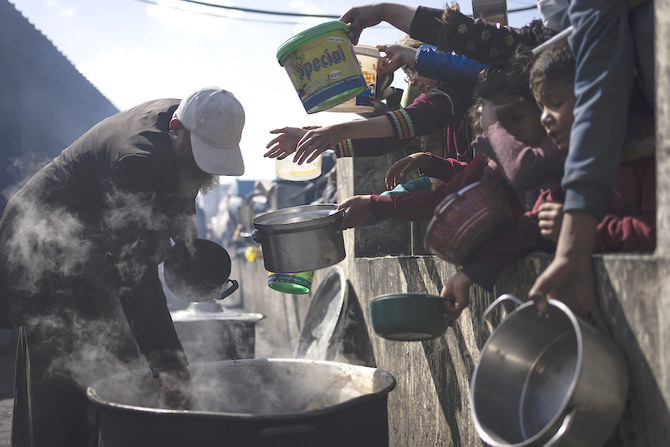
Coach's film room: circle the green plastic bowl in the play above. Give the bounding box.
[368,293,453,341]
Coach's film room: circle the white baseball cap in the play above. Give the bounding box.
[173,87,245,176]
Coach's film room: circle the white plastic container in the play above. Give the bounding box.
[275,154,323,181]
[328,45,380,113]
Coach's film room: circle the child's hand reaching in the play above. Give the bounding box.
[376,44,417,75]
[265,127,308,159]
[385,152,431,189]
[294,124,345,164]
[537,202,564,242]
[439,271,473,325]
[337,195,372,231]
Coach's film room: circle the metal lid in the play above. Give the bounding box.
[276,21,350,65]
[253,204,342,232]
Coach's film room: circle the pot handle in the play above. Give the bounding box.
[481,294,524,334]
[217,279,239,300]
[253,424,315,446]
[544,408,577,447]
[251,229,262,244]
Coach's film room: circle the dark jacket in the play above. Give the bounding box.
[0,98,190,374]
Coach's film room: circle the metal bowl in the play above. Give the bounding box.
[368,293,453,341]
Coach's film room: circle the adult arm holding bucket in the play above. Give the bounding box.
[341,3,553,64]
[340,3,417,46]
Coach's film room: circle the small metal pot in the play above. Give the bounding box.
[368,293,454,341]
[424,181,514,265]
[252,204,345,273]
[163,239,238,302]
[471,295,629,447]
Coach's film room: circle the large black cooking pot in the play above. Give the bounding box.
[163,238,238,302]
[88,359,396,447]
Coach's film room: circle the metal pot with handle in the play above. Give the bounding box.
[471,294,628,447]
[252,204,345,273]
[163,238,238,302]
[424,181,514,266]
[368,293,455,341]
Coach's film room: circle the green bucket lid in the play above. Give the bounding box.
[277,21,350,65]
[268,281,311,294]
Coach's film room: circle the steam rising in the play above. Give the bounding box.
[91,360,390,414]
[1,179,176,389]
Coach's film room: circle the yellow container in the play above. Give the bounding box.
[329,45,380,113]
[275,153,322,181]
[277,21,367,114]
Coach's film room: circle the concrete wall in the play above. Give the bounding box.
[235,2,670,445]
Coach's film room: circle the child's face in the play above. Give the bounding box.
[486,93,547,147]
[404,66,438,94]
[533,79,576,150]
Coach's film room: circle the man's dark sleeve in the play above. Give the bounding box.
[106,154,188,376]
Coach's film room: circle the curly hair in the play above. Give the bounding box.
[529,39,575,96]
[467,45,536,135]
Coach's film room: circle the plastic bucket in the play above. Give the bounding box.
[277,21,367,114]
[267,270,315,294]
[275,153,322,181]
[329,45,380,113]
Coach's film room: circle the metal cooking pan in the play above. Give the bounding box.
[163,238,238,302]
[252,204,345,273]
[368,293,454,341]
[471,294,628,447]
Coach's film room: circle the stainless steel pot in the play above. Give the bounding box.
[471,295,628,447]
[252,204,345,273]
[87,359,396,447]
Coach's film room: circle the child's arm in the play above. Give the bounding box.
[385,152,433,190]
[294,116,395,164]
[295,89,461,164]
[385,152,469,189]
[337,154,489,229]
[264,127,308,159]
[593,158,656,252]
[474,125,565,192]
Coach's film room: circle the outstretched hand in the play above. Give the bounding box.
[264,127,308,160]
[385,153,430,189]
[377,44,417,75]
[340,4,386,45]
[337,195,372,231]
[340,3,416,45]
[528,211,608,332]
[294,125,344,164]
[440,271,474,325]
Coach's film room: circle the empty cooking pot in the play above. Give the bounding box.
[163,238,238,302]
[368,293,454,341]
[252,204,345,273]
[424,181,514,265]
[471,294,628,447]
